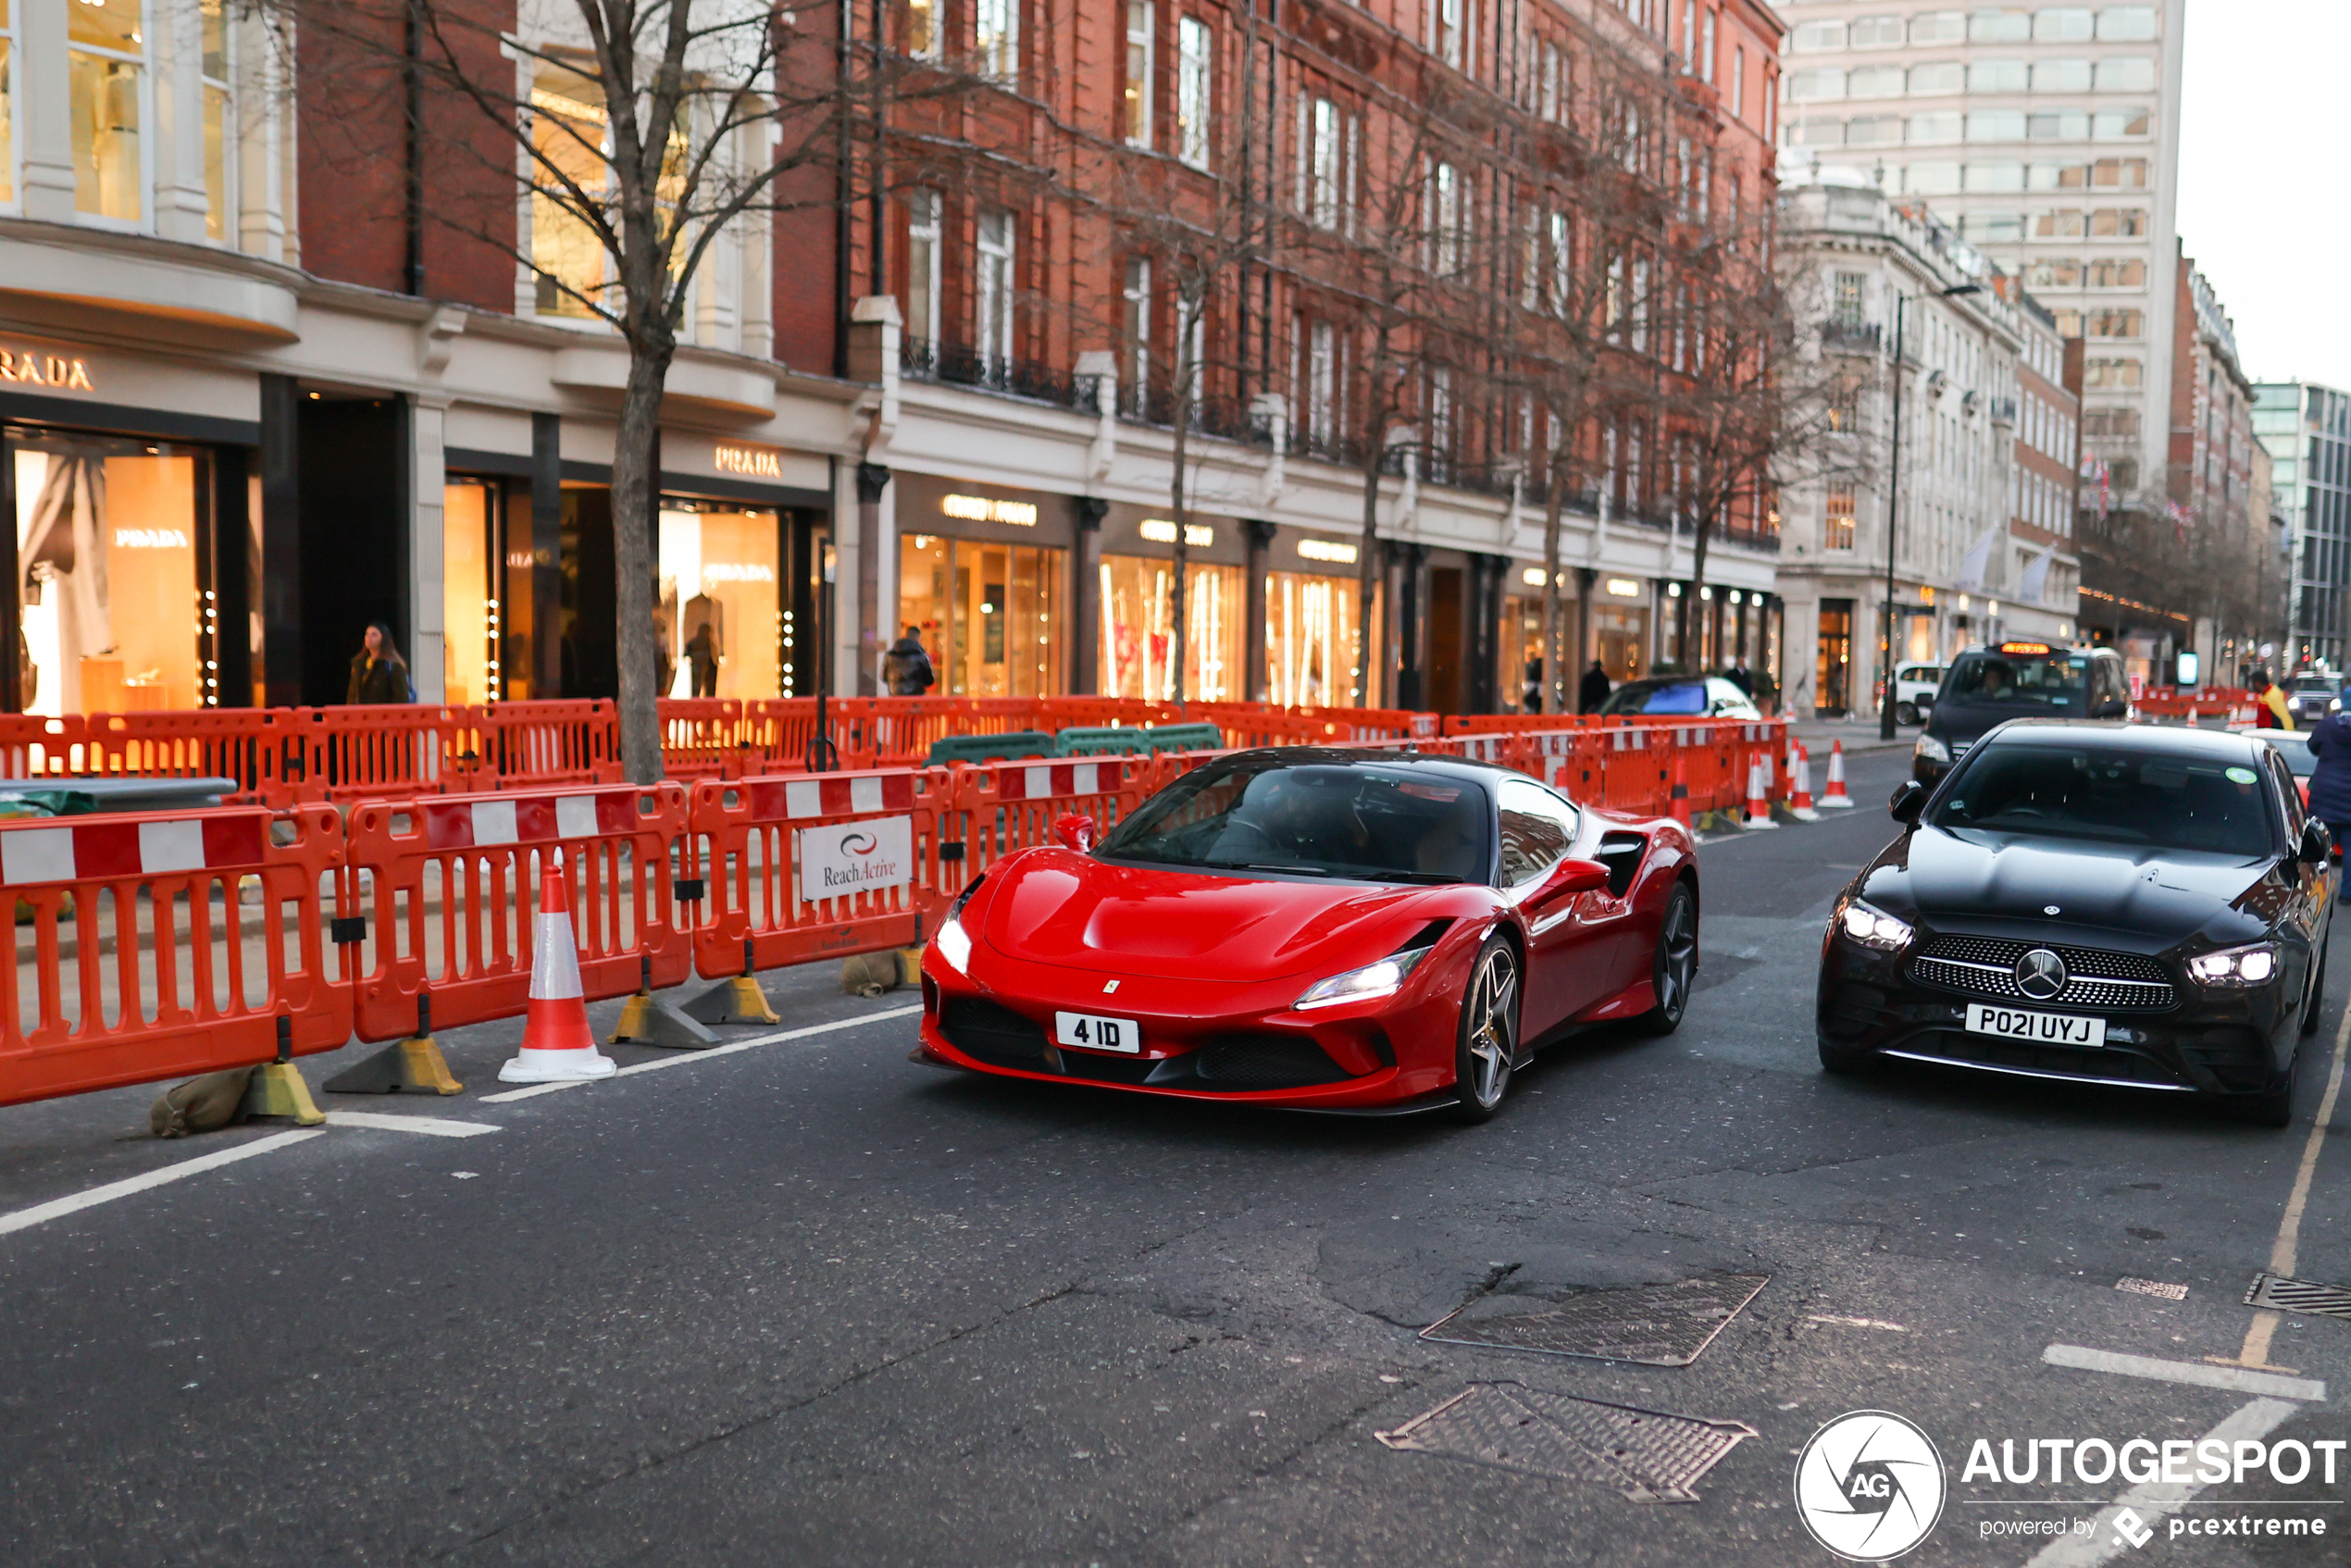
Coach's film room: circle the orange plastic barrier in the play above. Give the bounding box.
[0,804,352,1107]
[287,704,492,805]
[477,700,623,789]
[688,767,958,979]
[958,757,1143,877]
[658,698,757,780]
[341,782,692,1043]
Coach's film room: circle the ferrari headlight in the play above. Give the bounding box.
[1837,899,1913,952]
[1295,945,1434,1011]
[2187,942,2279,987]
[933,875,986,974]
[1914,734,1950,764]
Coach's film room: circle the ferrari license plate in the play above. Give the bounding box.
[1054,1011,1141,1054]
[1964,1002,2106,1048]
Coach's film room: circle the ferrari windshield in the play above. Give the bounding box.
[1943,651,2088,707]
[1930,743,2277,856]
[1096,759,1491,883]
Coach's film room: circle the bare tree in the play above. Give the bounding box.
[264,0,976,778]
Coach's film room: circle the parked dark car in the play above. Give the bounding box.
[1820,722,2332,1126]
[2282,675,2341,727]
[1912,642,2130,785]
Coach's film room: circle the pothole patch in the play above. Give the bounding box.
[1419,1273,1770,1366]
[1375,1382,1755,1502]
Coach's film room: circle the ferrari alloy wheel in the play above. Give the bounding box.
[1636,883,1698,1036]
[1449,938,1521,1123]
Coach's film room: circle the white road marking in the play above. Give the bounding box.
[2021,1398,2304,1568]
[1803,1313,1909,1332]
[0,1129,328,1238]
[479,1004,927,1103]
[324,1112,497,1139]
[2237,998,2351,1369]
[2041,1343,2325,1402]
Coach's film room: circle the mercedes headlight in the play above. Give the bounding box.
[1837,899,1914,952]
[1295,945,1434,1011]
[2186,942,2279,987]
[1914,734,1950,764]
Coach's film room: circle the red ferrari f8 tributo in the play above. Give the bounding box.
[916,749,1698,1119]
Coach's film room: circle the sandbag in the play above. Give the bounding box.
[150,1067,256,1139]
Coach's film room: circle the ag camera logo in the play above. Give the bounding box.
[1795,1411,1947,1561]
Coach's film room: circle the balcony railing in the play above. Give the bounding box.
[900,336,1101,412]
[1117,387,1276,448]
[1822,318,1883,355]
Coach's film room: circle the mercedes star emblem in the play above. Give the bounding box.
[2014,948,2069,1001]
[2044,905,2061,915]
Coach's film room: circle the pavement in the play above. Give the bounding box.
[3,745,2348,1566]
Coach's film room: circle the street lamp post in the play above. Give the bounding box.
[1880,280,1983,741]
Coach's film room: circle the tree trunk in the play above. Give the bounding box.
[1541,443,1566,714]
[1689,509,1712,675]
[1354,429,1383,709]
[613,338,675,784]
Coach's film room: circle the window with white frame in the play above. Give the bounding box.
[200,0,233,243]
[1427,159,1463,274]
[1537,39,1563,120]
[1428,366,1454,467]
[531,66,609,318]
[1681,0,1697,65]
[1125,1,1152,146]
[1631,255,1650,353]
[1299,94,1344,228]
[1122,255,1151,412]
[1433,0,1463,69]
[1307,318,1336,448]
[1548,211,1571,316]
[1699,7,1716,84]
[905,190,941,342]
[1518,207,1538,310]
[908,0,939,61]
[976,0,1019,83]
[1675,135,1692,216]
[1732,45,1746,120]
[69,0,146,223]
[1176,16,1211,168]
[976,208,1015,365]
[1605,252,1624,334]
[0,0,19,205]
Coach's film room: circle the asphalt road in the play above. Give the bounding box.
[3,745,2348,1567]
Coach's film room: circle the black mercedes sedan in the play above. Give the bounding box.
[1818,721,2333,1125]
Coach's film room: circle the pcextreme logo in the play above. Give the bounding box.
[1794,1410,1948,1562]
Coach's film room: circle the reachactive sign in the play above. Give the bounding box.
[797,815,914,904]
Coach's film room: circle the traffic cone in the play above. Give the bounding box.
[1785,744,1820,820]
[1744,756,1780,829]
[498,851,616,1084]
[1820,740,1855,808]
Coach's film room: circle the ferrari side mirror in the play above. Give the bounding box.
[1532,857,1612,907]
[1052,813,1097,853]
[2300,818,2332,865]
[1889,779,1928,825]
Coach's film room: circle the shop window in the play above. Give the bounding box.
[901,534,1064,698]
[1591,604,1648,686]
[658,501,782,699]
[1815,600,1853,716]
[69,0,144,224]
[531,67,608,317]
[1100,554,1239,701]
[443,480,497,705]
[1499,594,1546,713]
[1264,570,1366,708]
[13,436,205,713]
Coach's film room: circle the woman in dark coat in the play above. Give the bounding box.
[2305,709,2351,894]
[346,622,412,704]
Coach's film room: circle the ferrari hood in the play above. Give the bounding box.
[1861,826,2274,949]
[977,849,1432,981]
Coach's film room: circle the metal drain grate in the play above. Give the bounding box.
[2245,1273,2351,1319]
[1419,1273,1770,1366]
[2116,1277,2188,1300]
[1376,1383,1756,1502]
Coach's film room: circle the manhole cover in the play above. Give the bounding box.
[1376,1382,1755,1502]
[2245,1273,2351,1319]
[1420,1273,1770,1365]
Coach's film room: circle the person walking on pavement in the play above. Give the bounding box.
[2306,705,2351,896]
[1724,661,1753,697]
[346,622,412,704]
[2253,670,2293,730]
[1579,659,1612,714]
[886,626,936,696]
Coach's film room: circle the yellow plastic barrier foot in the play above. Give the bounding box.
[242,1062,325,1126]
[323,1036,463,1095]
[610,956,720,1050]
[681,974,781,1027]
[894,946,924,988]
[680,940,782,1025]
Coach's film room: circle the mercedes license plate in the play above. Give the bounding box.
[1054,1011,1141,1054]
[1964,1002,2105,1048]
